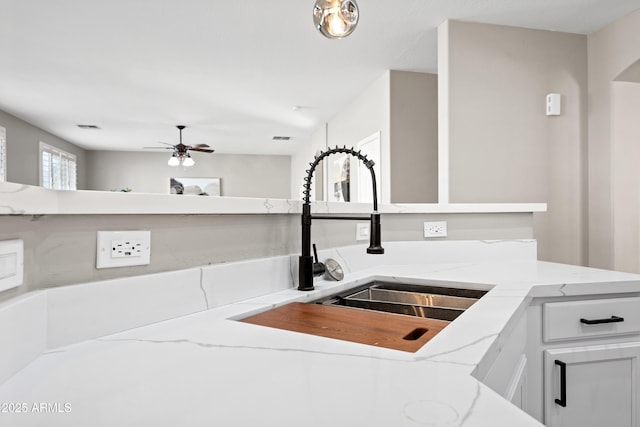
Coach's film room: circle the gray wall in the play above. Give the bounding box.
[0,109,88,188]
[87,150,291,198]
[442,21,588,266]
[611,81,640,273]
[0,211,534,302]
[390,70,438,203]
[588,9,640,271]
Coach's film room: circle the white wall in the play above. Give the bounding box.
[326,71,391,203]
[290,124,327,202]
[87,150,291,199]
[291,70,439,205]
[440,20,587,266]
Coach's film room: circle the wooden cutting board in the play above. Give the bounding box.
[240,302,449,352]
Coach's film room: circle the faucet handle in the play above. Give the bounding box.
[312,244,326,277]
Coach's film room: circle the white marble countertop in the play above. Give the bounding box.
[2,254,640,427]
[0,181,546,215]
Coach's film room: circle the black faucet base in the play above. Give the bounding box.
[297,255,316,291]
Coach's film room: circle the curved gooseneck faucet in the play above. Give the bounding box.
[299,146,384,291]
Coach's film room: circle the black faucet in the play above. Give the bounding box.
[298,146,384,291]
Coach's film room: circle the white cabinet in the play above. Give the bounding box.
[529,296,640,427]
[543,342,640,427]
[543,297,640,342]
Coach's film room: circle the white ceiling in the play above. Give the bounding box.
[1,0,639,155]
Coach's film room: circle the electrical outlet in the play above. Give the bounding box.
[356,223,370,241]
[111,239,144,258]
[97,231,151,268]
[423,221,447,238]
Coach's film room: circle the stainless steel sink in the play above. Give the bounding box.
[312,281,487,321]
[347,287,478,309]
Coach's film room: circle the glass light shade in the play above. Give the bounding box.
[182,156,195,167]
[313,0,358,39]
[168,155,180,166]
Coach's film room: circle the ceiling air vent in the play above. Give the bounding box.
[77,124,100,129]
[272,136,291,141]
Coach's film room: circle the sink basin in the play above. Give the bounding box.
[240,281,488,352]
[312,281,487,321]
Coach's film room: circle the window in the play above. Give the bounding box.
[0,127,6,183]
[39,142,77,190]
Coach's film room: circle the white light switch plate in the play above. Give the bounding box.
[96,231,151,269]
[356,223,370,241]
[0,239,23,292]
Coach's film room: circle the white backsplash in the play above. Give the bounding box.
[46,268,206,349]
[0,292,46,383]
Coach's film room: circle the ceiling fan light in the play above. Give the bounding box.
[168,155,180,166]
[313,0,359,39]
[182,155,195,167]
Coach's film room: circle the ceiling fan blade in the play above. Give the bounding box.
[148,126,215,154]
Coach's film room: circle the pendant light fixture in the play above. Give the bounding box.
[313,0,359,39]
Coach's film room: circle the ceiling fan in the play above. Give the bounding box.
[145,125,215,167]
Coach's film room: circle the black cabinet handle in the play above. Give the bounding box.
[580,315,624,325]
[555,360,567,407]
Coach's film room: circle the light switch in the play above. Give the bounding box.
[546,93,561,116]
[356,223,370,241]
[0,239,24,292]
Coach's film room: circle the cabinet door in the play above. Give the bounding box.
[544,342,640,427]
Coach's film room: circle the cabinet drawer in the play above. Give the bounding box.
[543,297,640,342]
